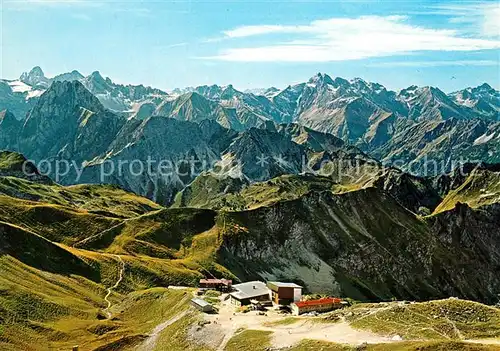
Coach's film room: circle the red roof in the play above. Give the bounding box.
[294,297,342,308]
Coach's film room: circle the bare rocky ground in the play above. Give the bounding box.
[187,294,393,350]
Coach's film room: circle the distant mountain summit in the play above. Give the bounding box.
[451,83,499,120]
[52,70,84,83]
[2,66,171,115]
[18,80,124,162]
[19,66,50,88]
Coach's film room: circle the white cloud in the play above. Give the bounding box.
[206,15,500,62]
[223,24,303,38]
[431,2,500,38]
[366,60,499,67]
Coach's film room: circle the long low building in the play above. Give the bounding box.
[199,278,232,292]
[191,298,213,313]
[229,281,270,306]
[291,297,344,315]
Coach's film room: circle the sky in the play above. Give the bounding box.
[1,0,499,92]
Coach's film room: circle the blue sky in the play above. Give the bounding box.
[1,0,499,92]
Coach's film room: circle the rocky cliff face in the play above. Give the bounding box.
[0,110,20,150]
[375,118,500,175]
[186,74,499,176]
[17,81,125,163]
[0,81,39,120]
[1,70,498,206]
[218,188,500,303]
[77,117,221,204]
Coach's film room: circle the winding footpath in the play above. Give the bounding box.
[104,254,125,319]
[137,311,189,351]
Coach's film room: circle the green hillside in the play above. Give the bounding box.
[434,166,500,213]
[334,299,500,340]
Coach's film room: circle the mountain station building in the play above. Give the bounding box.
[229,281,271,306]
[191,298,214,313]
[267,282,302,305]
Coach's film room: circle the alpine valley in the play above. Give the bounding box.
[0,67,500,351]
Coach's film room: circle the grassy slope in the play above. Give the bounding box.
[290,340,500,351]
[0,151,26,171]
[173,173,340,211]
[0,279,195,351]
[434,168,500,214]
[0,151,161,219]
[0,173,228,349]
[0,195,120,245]
[0,176,162,218]
[224,330,273,351]
[0,255,107,350]
[329,299,500,341]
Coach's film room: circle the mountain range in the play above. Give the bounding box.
[1,67,498,178]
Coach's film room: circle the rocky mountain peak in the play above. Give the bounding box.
[20,66,49,88]
[81,71,113,95]
[475,83,494,92]
[52,70,84,83]
[89,71,105,83]
[35,80,105,114]
[220,84,242,99]
[23,66,44,79]
[308,72,335,87]
[331,76,349,87]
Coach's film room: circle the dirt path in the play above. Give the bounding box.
[136,311,189,351]
[104,254,124,318]
[216,322,239,351]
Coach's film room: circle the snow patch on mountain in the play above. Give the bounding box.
[8,80,32,93]
[474,132,496,145]
[26,90,45,100]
